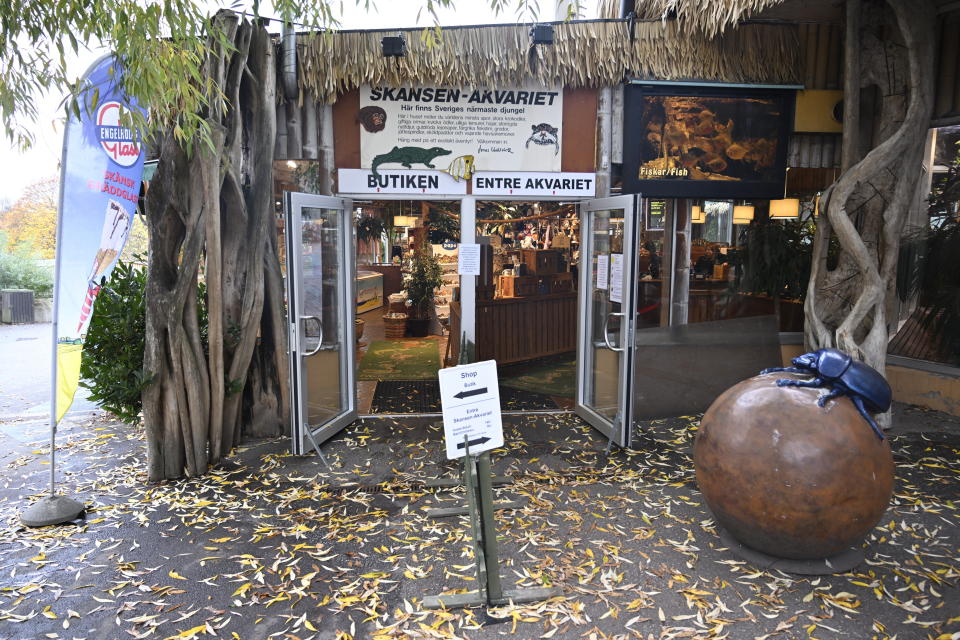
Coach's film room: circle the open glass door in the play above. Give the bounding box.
[285,192,357,455]
[575,195,640,448]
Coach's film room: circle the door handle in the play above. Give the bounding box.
[602,311,624,352]
[301,315,323,356]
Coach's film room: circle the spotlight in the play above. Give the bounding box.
[530,24,554,45]
[381,34,407,58]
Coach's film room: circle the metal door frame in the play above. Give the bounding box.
[285,192,357,455]
[575,194,640,448]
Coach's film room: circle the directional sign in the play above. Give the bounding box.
[438,360,504,459]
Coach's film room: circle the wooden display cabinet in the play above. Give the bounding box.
[520,249,561,275]
[498,275,538,297]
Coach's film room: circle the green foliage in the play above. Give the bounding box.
[357,215,385,244]
[2,1,524,154]
[79,260,150,424]
[404,248,444,319]
[736,217,816,301]
[0,233,53,296]
[79,258,209,422]
[427,207,459,244]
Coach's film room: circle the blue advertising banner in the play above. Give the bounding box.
[54,55,146,421]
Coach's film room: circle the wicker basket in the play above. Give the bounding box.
[383,313,408,339]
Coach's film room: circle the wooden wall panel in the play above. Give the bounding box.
[332,89,361,171]
[561,87,599,173]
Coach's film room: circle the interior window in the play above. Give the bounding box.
[702,200,733,244]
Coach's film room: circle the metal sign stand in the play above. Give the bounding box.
[424,438,562,609]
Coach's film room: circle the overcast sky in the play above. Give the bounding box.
[0,0,589,206]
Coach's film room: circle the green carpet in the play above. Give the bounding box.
[500,357,576,398]
[358,339,441,381]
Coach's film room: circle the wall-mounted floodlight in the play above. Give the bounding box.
[381,34,407,58]
[530,24,554,45]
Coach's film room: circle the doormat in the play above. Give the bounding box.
[500,355,576,399]
[370,381,562,414]
[371,380,442,413]
[358,339,441,381]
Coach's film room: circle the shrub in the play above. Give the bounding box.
[0,233,53,297]
[79,260,150,424]
[80,258,209,423]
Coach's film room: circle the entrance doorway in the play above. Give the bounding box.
[285,188,779,452]
[285,192,635,453]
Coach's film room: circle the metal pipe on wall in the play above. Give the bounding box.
[318,103,335,195]
[302,98,318,160]
[596,87,613,198]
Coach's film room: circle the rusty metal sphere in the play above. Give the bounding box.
[694,373,894,560]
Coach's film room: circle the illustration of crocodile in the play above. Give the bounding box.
[371,146,452,178]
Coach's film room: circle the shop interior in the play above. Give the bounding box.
[353,198,583,414]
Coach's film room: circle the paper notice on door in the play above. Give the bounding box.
[458,244,481,276]
[596,254,609,290]
[609,253,624,303]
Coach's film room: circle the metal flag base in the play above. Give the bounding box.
[718,528,865,575]
[21,495,85,528]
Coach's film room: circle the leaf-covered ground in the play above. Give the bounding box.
[0,404,957,640]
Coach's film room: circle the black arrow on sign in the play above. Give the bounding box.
[457,436,491,449]
[453,387,488,399]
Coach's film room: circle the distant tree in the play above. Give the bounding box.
[0,177,58,258]
[0,232,53,296]
[2,0,511,481]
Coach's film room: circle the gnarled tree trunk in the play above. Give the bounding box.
[143,13,287,481]
[804,0,935,427]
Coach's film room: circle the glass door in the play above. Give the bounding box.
[575,195,640,448]
[285,192,357,455]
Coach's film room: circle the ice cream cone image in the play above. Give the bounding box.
[77,199,130,333]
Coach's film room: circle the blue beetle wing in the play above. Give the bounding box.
[845,362,892,412]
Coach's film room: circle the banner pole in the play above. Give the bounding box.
[18,58,117,528]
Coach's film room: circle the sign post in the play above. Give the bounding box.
[424,361,562,609]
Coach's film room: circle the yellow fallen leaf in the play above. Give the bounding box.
[169,570,187,580]
[163,624,206,640]
[233,583,252,597]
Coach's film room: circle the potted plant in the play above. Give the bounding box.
[404,248,444,337]
[357,215,385,245]
[355,317,365,343]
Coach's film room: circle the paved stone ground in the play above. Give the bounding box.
[0,402,957,640]
[0,322,97,421]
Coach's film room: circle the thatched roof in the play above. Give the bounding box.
[298,19,800,103]
[614,0,791,37]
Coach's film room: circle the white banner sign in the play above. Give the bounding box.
[359,84,563,176]
[596,254,609,290]
[610,253,624,303]
[472,172,596,197]
[458,244,481,276]
[338,168,467,195]
[438,360,504,460]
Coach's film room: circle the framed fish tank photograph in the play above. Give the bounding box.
[622,84,795,199]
